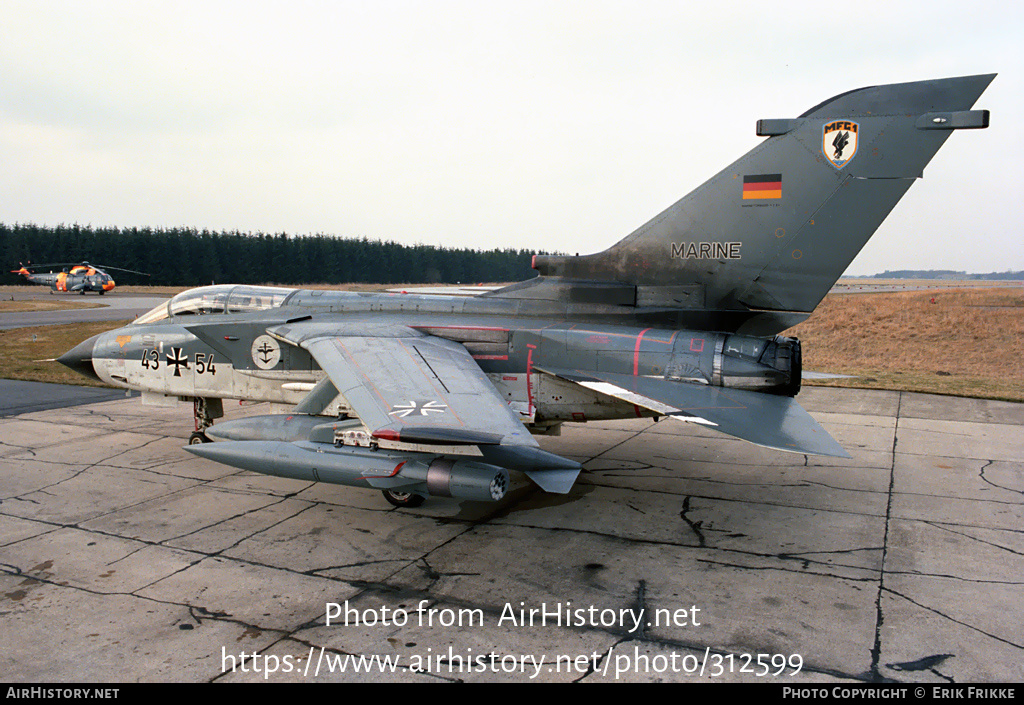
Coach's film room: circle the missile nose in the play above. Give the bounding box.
[57,334,102,382]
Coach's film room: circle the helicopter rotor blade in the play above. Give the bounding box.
[95,265,150,276]
[11,262,150,276]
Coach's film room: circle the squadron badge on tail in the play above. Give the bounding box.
[822,120,859,168]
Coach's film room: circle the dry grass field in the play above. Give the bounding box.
[0,319,132,387]
[787,286,1024,401]
[1,284,1022,401]
[0,299,105,313]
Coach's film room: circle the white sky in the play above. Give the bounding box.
[1,0,1020,275]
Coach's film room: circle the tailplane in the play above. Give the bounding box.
[491,74,994,327]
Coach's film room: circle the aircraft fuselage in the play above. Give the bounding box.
[79,285,799,429]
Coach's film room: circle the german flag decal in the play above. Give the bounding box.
[742,173,782,200]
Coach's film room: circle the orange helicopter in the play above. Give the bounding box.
[11,261,148,294]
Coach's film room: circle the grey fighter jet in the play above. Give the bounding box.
[59,74,994,507]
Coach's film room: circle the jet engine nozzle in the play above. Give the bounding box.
[759,335,802,397]
[716,334,801,397]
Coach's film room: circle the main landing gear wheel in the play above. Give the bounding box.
[382,490,426,508]
[190,398,223,446]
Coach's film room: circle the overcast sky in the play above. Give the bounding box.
[1,1,1020,275]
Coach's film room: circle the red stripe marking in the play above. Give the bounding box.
[357,460,406,482]
[526,344,537,417]
[743,181,781,191]
[633,328,652,376]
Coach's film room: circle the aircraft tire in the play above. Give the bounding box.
[382,489,426,508]
[188,431,211,445]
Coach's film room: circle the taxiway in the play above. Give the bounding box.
[0,290,168,330]
[1,384,1020,682]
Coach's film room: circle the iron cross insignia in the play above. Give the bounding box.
[388,400,448,418]
[167,347,189,377]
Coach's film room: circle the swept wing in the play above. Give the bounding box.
[267,321,581,492]
[539,367,850,458]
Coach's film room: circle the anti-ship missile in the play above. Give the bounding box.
[186,414,512,502]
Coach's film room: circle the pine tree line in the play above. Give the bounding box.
[2,223,544,286]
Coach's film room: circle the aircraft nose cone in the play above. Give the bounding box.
[57,334,102,382]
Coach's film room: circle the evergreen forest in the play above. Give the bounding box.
[2,223,544,286]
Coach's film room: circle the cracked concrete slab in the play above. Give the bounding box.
[0,419,104,457]
[137,555,353,633]
[797,387,901,418]
[0,386,1021,683]
[79,484,294,544]
[163,496,315,555]
[0,512,58,547]
[490,484,887,571]
[2,464,200,525]
[221,502,474,583]
[898,392,1024,426]
[0,457,87,499]
[581,468,891,518]
[293,587,615,683]
[0,573,271,682]
[879,575,1023,682]
[897,417,1024,463]
[884,518,1024,584]
[2,526,200,594]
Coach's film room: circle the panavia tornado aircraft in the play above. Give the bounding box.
[11,261,148,294]
[59,74,993,507]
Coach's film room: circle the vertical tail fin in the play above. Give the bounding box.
[523,74,994,317]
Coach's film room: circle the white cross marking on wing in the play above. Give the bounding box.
[388,400,449,418]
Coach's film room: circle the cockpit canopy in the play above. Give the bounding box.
[135,285,296,324]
